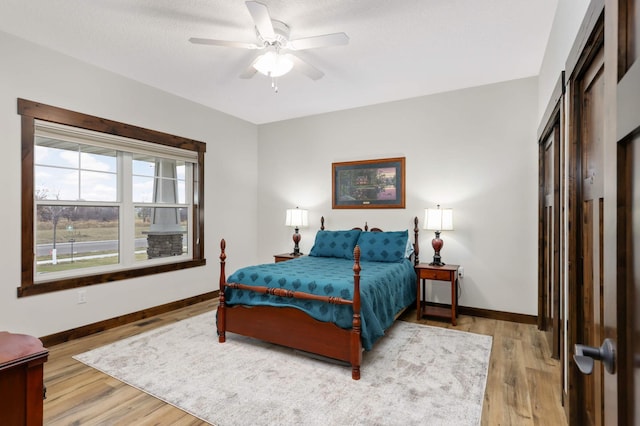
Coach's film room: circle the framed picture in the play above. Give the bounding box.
[332,157,405,209]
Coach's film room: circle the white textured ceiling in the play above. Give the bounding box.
[0,0,558,124]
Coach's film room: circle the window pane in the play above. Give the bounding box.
[133,156,187,204]
[35,138,79,168]
[80,171,117,201]
[154,177,179,204]
[177,163,186,204]
[135,206,188,260]
[35,140,118,202]
[35,206,119,277]
[132,176,154,203]
[176,164,185,180]
[80,147,116,171]
[35,166,79,200]
[133,157,155,177]
[177,176,186,204]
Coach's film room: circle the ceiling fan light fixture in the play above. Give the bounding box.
[253,51,294,77]
[190,1,348,86]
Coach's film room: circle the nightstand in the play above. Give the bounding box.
[415,263,460,325]
[273,253,305,263]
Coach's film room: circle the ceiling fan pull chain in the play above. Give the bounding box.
[272,77,279,93]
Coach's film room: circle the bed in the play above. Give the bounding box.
[217,217,420,380]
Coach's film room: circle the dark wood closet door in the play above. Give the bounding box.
[615,0,640,423]
[616,103,640,426]
[541,129,560,359]
[578,46,606,426]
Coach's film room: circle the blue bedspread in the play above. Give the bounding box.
[225,256,416,350]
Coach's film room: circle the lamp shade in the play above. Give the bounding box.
[424,206,454,231]
[254,51,294,77]
[285,208,308,228]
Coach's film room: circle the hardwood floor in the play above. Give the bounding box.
[42,301,567,425]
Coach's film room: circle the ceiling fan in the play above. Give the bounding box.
[189,1,349,91]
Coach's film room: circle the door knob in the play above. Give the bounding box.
[574,338,615,375]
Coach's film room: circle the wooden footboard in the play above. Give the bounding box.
[217,239,363,380]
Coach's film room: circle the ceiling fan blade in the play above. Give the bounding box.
[288,54,324,80]
[245,1,275,40]
[189,37,261,50]
[239,67,258,79]
[288,32,349,50]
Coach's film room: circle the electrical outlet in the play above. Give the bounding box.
[77,289,87,304]
[458,266,464,278]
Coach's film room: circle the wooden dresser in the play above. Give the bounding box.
[0,331,49,425]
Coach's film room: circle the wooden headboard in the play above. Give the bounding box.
[319,216,420,265]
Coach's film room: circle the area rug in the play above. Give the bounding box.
[74,311,492,425]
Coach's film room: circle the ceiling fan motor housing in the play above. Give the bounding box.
[256,20,291,48]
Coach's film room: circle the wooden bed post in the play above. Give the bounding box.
[351,245,362,380]
[413,216,420,266]
[218,239,227,343]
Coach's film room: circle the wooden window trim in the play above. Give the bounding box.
[17,99,206,297]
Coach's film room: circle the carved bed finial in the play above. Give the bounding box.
[220,239,226,262]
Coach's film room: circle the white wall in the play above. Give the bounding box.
[257,77,539,315]
[538,0,592,120]
[0,31,258,337]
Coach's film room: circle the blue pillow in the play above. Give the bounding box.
[309,229,362,259]
[356,230,409,263]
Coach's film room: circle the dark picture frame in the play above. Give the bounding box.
[332,157,405,209]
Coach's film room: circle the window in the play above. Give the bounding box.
[18,99,206,297]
